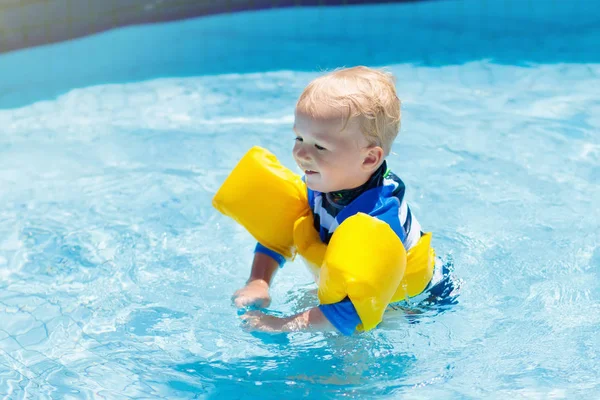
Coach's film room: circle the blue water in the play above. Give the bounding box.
[1,1,600,399]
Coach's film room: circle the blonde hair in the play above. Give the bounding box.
[296,66,401,156]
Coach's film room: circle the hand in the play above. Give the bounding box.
[240,310,287,333]
[240,308,332,333]
[232,279,271,308]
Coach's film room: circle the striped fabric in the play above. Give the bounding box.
[308,161,422,251]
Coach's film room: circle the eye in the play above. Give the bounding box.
[295,136,303,142]
[314,144,326,151]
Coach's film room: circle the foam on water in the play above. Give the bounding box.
[0,61,599,398]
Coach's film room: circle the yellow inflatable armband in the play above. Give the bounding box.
[293,213,327,281]
[212,146,309,259]
[317,213,407,331]
[392,233,436,302]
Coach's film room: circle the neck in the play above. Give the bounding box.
[326,162,387,207]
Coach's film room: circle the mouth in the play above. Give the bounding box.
[304,169,318,175]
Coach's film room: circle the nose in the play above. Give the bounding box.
[294,144,311,162]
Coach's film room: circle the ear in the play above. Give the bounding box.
[361,146,384,172]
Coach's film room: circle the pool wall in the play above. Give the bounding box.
[0,0,598,109]
[1,0,432,54]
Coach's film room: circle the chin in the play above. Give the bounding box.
[305,176,329,193]
[305,181,321,192]
[306,181,339,193]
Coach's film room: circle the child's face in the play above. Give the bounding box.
[293,109,379,193]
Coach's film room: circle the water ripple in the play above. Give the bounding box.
[0,61,599,397]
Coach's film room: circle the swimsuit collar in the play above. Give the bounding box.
[325,161,388,207]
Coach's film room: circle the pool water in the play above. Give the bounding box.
[1,2,600,399]
[1,60,598,399]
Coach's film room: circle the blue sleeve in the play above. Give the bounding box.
[254,243,286,268]
[319,297,361,336]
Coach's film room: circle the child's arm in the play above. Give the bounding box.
[232,251,279,308]
[241,306,336,333]
[241,299,361,335]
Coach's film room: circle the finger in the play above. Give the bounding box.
[235,296,261,309]
[233,296,246,308]
[258,297,271,308]
[240,314,260,330]
[240,310,261,319]
[232,293,250,307]
[233,294,270,309]
[231,288,249,305]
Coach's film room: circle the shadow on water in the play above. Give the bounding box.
[403,257,461,315]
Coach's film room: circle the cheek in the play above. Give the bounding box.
[342,151,362,170]
[313,153,329,168]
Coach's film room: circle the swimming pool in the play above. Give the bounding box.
[1,0,599,398]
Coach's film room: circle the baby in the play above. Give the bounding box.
[230,66,429,335]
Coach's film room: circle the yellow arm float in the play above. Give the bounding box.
[293,213,327,281]
[392,233,436,302]
[294,205,436,329]
[317,213,407,331]
[212,146,309,259]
